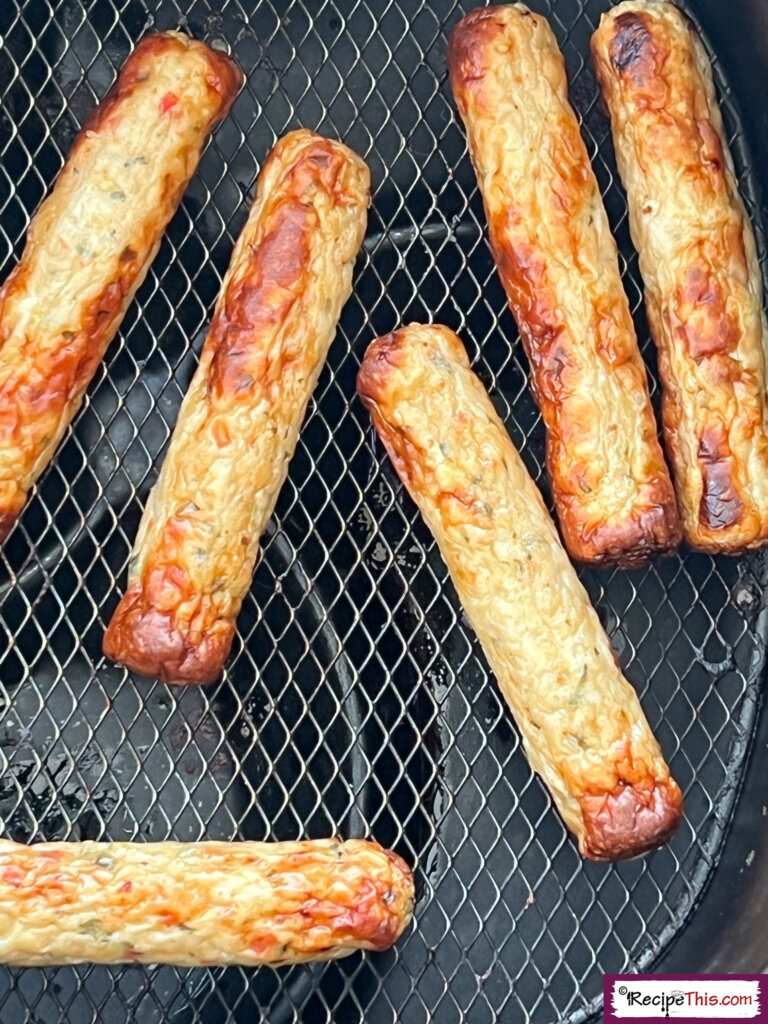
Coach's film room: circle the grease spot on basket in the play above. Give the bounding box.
[371,541,388,565]
[395,542,423,571]
[734,578,760,613]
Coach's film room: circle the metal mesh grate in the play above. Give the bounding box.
[0,0,766,1021]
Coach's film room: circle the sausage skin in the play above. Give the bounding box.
[0,32,242,541]
[449,4,681,567]
[103,130,370,684]
[358,323,682,860]
[592,1,768,552]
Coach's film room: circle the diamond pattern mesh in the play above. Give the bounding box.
[0,0,766,1021]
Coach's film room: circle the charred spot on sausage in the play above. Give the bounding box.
[610,13,653,73]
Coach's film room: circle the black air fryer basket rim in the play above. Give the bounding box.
[0,1,767,1022]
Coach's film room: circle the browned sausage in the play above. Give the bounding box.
[0,33,242,541]
[592,1,768,551]
[0,838,413,966]
[449,4,680,566]
[103,130,370,684]
[358,323,682,860]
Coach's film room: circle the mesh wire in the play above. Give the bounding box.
[0,0,766,1022]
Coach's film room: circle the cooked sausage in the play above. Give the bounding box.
[103,130,370,685]
[0,32,242,542]
[448,5,680,567]
[0,838,413,966]
[592,1,768,552]
[357,323,682,860]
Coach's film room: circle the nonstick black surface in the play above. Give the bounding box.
[0,1,766,1022]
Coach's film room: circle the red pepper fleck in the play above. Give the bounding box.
[119,881,133,893]
[159,91,179,115]
[2,865,24,888]
[249,935,276,957]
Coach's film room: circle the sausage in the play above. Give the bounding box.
[448,5,680,567]
[592,1,768,552]
[357,323,682,860]
[103,130,370,685]
[0,33,242,542]
[0,838,413,966]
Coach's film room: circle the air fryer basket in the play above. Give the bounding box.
[0,0,767,1021]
